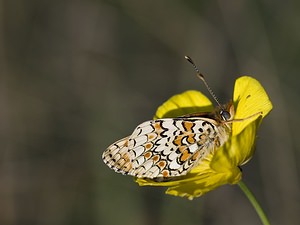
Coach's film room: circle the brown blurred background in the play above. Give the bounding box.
[1,0,299,225]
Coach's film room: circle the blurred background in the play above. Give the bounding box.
[1,0,299,225]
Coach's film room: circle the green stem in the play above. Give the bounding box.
[237,181,270,225]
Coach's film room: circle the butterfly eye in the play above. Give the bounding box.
[220,110,231,121]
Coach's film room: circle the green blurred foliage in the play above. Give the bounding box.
[1,0,299,225]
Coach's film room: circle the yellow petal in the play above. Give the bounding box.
[154,90,213,119]
[212,119,259,168]
[165,170,241,200]
[233,76,273,136]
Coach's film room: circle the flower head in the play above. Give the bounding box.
[136,76,272,200]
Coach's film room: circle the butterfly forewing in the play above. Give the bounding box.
[102,116,230,180]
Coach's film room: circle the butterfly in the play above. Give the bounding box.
[102,56,242,180]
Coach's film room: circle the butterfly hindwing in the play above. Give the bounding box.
[103,117,229,179]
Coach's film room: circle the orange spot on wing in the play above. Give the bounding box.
[183,121,194,132]
[173,136,183,146]
[198,134,207,145]
[158,161,166,169]
[162,170,169,177]
[200,134,206,140]
[178,146,186,153]
[148,133,156,141]
[152,155,160,162]
[154,122,163,136]
[187,134,196,144]
[144,152,152,159]
[192,151,200,161]
[145,143,153,150]
[180,150,191,162]
[154,122,162,130]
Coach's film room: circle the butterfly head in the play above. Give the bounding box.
[220,110,231,121]
[218,102,235,124]
[221,102,234,120]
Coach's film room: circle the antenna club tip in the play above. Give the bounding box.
[184,55,194,65]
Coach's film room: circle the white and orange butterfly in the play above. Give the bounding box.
[102,56,257,180]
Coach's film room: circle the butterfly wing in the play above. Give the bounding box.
[102,118,228,179]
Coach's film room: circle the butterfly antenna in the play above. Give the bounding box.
[184,56,222,108]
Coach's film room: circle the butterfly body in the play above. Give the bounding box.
[102,103,235,180]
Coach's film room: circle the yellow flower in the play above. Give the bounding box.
[136,76,273,200]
